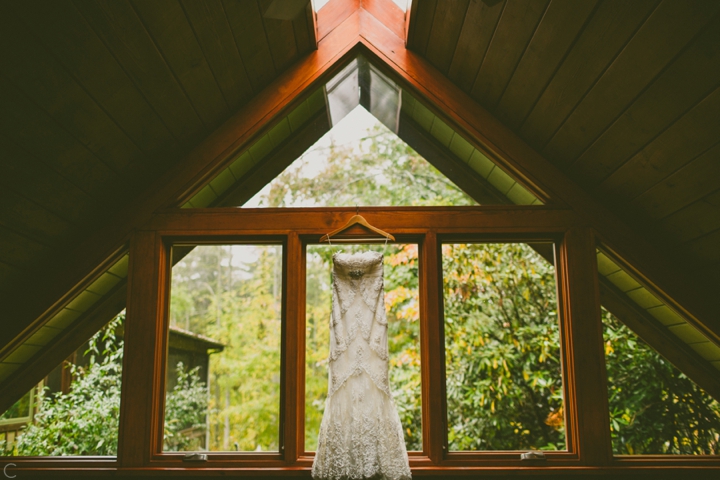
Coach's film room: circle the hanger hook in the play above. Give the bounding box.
[356,203,359,215]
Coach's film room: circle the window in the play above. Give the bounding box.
[442,242,565,452]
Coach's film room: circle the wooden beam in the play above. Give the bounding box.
[419,231,445,463]
[148,207,579,234]
[355,9,720,346]
[118,231,164,467]
[558,228,611,465]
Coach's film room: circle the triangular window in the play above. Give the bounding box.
[182,55,542,209]
[603,308,720,454]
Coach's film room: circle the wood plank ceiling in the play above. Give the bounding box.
[0,0,315,294]
[407,0,720,287]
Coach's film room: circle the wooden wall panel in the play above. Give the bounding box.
[599,86,720,200]
[632,142,720,221]
[660,190,720,245]
[0,77,120,203]
[520,0,659,151]
[180,0,255,111]
[572,15,720,186]
[11,0,177,159]
[542,0,720,167]
[0,191,74,246]
[0,136,95,225]
[131,0,230,130]
[75,0,205,144]
[496,0,598,130]
[0,261,21,290]
[447,0,505,93]
[223,0,277,92]
[0,227,49,270]
[0,7,141,175]
[686,228,720,264]
[423,0,469,75]
[470,0,549,109]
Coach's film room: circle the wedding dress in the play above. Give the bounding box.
[312,251,411,480]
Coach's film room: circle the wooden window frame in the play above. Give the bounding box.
[5,206,719,474]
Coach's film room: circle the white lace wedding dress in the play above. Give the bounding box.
[312,251,411,480]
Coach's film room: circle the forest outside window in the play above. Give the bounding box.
[441,241,566,453]
[163,243,283,454]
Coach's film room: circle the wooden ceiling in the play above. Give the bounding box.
[407,0,720,286]
[1,0,719,374]
[0,0,314,293]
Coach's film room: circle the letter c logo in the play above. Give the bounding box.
[3,463,16,479]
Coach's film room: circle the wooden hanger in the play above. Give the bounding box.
[320,208,395,243]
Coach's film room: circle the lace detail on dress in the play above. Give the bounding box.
[312,251,411,480]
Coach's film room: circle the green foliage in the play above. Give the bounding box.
[443,243,564,451]
[1,315,208,457]
[164,363,209,451]
[603,310,720,454]
[10,316,124,456]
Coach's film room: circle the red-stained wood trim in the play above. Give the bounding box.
[149,207,579,234]
[363,0,405,40]
[558,228,611,466]
[284,233,302,461]
[317,0,359,41]
[419,232,444,462]
[118,231,164,468]
[355,9,720,350]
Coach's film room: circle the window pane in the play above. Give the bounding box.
[244,106,477,208]
[603,308,720,454]
[1,314,125,456]
[165,245,282,452]
[305,244,422,452]
[442,243,565,451]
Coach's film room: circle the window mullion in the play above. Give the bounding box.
[419,231,446,464]
[559,227,612,465]
[118,230,165,468]
[284,232,303,462]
